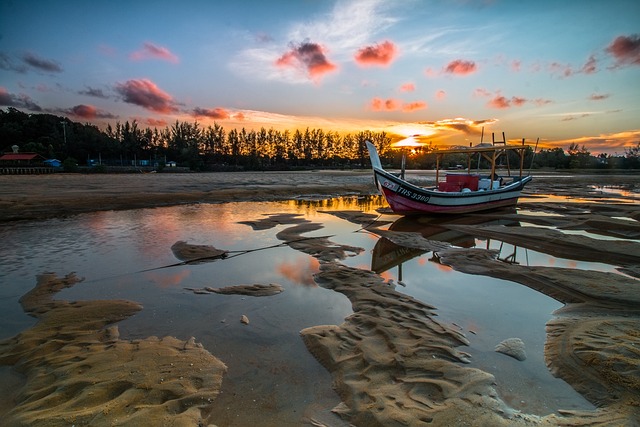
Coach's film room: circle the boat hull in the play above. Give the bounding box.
[374,168,531,215]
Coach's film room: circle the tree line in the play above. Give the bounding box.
[1,107,638,171]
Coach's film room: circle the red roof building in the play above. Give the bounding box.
[0,152,46,164]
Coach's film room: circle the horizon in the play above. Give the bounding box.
[1,0,639,155]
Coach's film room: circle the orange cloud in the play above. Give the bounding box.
[371,97,400,111]
[400,82,415,92]
[444,59,477,75]
[146,118,167,127]
[487,95,528,109]
[605,34,640,67]
[354,40,397,67]
[193,107,230,119]
[115,79,178,114]
[275,42,337,82]
[277,257,320,286]
[130,42,179,63]
[402,101,427,112]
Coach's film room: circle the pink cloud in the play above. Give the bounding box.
[115,79,177,114]
[589,93,610,101]
[233,112,246,121]
[533,98,553,106]
[64,104,116,119]
[511,60,521,72]
[70,104,97,118]
[146,118,167,127]
[193,107,230,119]
[424,67,437,78]
[275,42,337,82]
[435,90,446,100]
[473,88,491,98]
[370,97,400,111]
[402,101,427,112]
[605,34,640,66]
[549,61,574,77]
[130,42,179,63]
[400,82,415,92]
[354,40,397,67]
[444,59,477,75]
[581,55,597,74]
[487,94,528,109]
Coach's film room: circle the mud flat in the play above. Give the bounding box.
[0,170,638,425]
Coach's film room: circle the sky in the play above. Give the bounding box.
[1,0,639,155]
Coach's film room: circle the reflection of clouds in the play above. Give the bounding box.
[146,269,191,288]
[277,256,320,286]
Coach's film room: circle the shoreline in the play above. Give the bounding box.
[1,170,637,222]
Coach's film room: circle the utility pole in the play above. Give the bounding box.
[60,121,67,145]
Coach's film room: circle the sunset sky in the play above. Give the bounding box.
[1,0,639,154]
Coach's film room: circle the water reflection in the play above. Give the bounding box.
[1,194,638,425]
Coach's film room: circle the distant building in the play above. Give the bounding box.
[44,159,62,168]
[0,152,46,165]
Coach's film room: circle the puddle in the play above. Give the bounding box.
[0,194,638,425]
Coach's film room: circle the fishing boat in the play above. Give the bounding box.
[365,135,533,215]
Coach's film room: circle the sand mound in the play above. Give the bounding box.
[186,283,284,296]
[0,272,226,426]
[171,240,228,263]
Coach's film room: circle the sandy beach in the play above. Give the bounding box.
[1,170,638,222]
[1,170,639,426]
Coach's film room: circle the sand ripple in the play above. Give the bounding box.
[0,273,226,426]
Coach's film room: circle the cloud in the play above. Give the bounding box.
[22,52,63,73]
[354,40,397,67]
[193,107,230,119]
[115,79,178,114]
[370,97,401,111]
[605,34,640,67]
[78,86,109,99]
[533,98,553,106]
[0,52,27,73]
[64,104,117,119]
[275,41,337,82]
[545,130,640,155]
[417,118,496,136]
[589,93,610,101]
[231,0,396,83]
[549,61,574,77]
[444,59,477,75]
[402,101,427,112]
[146,118,168,127]
[487,95,528,109]
[370,97,427,112]
[0,87,43,111]
[129,42,179,63]
[511,60,521,72]
[475,88,551,109]
[581,55,597,74]
[400,82,415,92]
[435,90,446,100]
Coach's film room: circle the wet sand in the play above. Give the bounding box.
[1,170,639,426]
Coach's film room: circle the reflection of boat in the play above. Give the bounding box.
[366,139,532,215]
[371,213,521,274]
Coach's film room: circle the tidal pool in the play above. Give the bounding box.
[0,195,637,426]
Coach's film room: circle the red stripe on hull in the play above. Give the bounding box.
[381,187,519,214]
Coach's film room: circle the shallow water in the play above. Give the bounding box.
[2,194,631,424]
